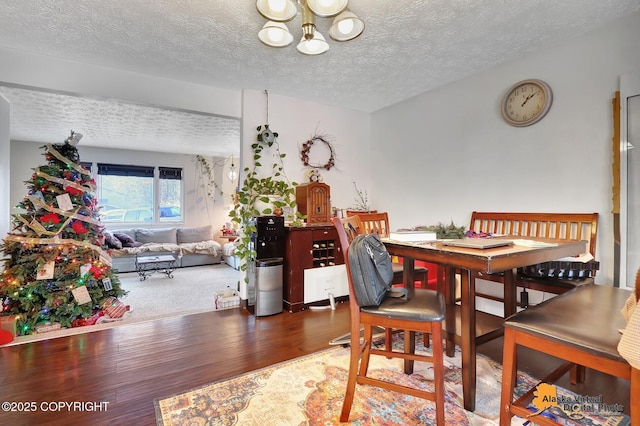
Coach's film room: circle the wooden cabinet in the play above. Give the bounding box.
[295,182,331,225]
[283,225,345,312]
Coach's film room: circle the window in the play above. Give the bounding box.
[159,167,183,223]
[96,163,182,224]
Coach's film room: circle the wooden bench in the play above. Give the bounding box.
[469,212,599,305]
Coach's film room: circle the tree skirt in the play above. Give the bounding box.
[154,342,629,426]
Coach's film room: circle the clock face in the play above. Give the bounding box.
[501,79,553,127]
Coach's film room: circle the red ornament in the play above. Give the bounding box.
[71,221,88,234]
[65,186,83,196]
[41,212,61,224]
[90,265,102,279]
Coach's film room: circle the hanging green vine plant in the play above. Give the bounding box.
[195,155,220,200]
[229,125,305,278]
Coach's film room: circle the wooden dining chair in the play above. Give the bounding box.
[332,216,446,424]
[353,211,429,288]
[499,282,639,425]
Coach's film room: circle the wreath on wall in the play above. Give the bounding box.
[300,135,336,171]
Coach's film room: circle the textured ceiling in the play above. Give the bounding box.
[0,85,240,157]
[1,0,639,155]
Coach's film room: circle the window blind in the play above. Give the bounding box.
[97,163,154,177]
[159,167,182,180]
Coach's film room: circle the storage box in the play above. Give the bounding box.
[214,289,240,310]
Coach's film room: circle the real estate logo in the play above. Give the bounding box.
[528,383,625,421]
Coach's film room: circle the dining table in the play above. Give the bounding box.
[382,237,587,412]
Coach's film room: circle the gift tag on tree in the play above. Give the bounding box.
[36,261,55,280]
[56,193,74,211]
[80,263,92,277]
[102,278,113,291]
[32,191,45,208]
[71,285,92,305]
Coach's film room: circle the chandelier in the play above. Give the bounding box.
[256,0,364,55]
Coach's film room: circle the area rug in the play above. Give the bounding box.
[2,263,240,346]
[154,342,630,426]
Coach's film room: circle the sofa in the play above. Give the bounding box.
[104,225,223,273]
[223,238,240,270]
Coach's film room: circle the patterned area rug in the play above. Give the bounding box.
[155,338,629,426]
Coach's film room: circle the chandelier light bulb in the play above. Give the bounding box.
[268,27,284,42]
[297,31,329,55]
[267,0,287,13]
[258,21,293,47]
[307,0,347,17]
[337,17,353,35]
[256,0,297,21]
[329,10,364,41]
[307,40,321,53]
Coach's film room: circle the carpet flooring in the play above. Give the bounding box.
[155,339,630,426]
[2,263,241,346]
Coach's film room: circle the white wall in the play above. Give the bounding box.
[371,11,640,285]
[241,90,371,211]
[9,141,237,241]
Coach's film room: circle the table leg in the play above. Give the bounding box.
[403,258,416,290]
[503,268,517,318]
[403,258,417,373]
[444,266,456,357]
[460,268,476,412]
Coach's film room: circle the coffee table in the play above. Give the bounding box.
[135,253,178,281]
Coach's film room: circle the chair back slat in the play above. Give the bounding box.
[356,212,391,237]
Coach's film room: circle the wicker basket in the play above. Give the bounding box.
[214,290,240,310]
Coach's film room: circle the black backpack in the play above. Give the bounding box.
[347,233,395,307]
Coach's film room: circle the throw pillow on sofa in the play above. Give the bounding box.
[104,231,123,249]
[177,225,213,243]
[136,228,177,244]
[114,232,142,248]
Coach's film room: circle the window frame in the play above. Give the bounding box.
[94,162,184,225]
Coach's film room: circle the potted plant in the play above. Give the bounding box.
[229,125,304,277]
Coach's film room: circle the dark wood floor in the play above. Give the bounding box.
[0,301,630,426]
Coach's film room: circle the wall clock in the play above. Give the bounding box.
[501,79,553,127]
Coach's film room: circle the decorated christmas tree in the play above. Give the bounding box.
[0,132,126,335]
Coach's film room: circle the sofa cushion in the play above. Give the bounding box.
[136,228,177,244]
[114,228,136,241]
[104,231,123,250]
[177,225,213,244]
[114,232,141,248]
